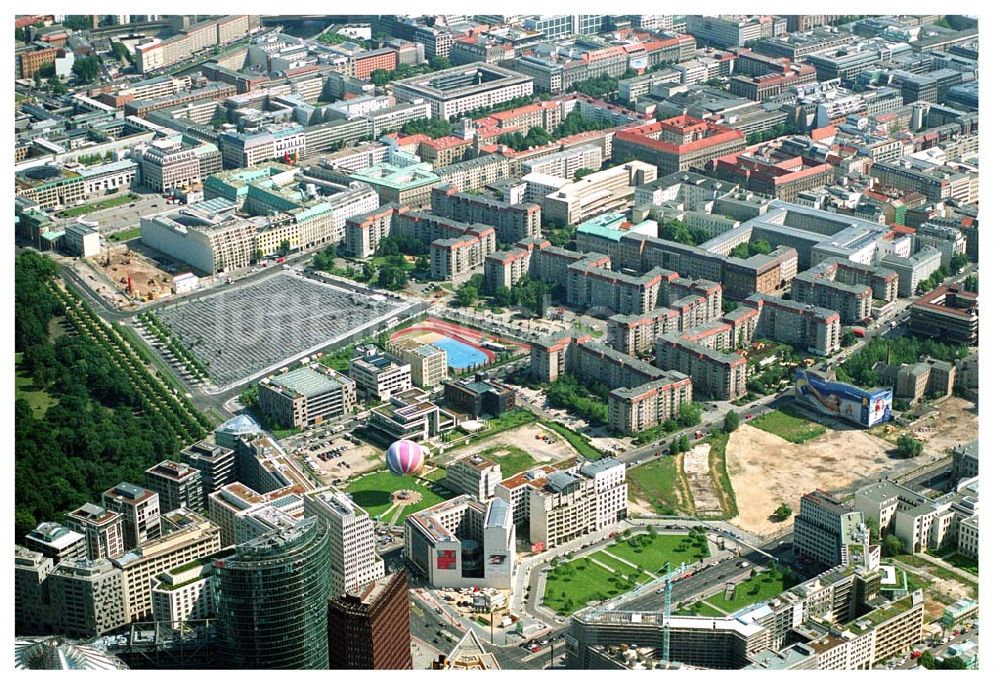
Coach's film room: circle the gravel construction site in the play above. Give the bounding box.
[81,245,174,305]
[154,272,412,393]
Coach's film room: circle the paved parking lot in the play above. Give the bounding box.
[67,190,168,236]
[155,272,409,392]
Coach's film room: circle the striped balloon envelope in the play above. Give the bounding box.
[386,439,425,476]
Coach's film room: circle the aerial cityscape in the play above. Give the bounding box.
[13,12,981,671]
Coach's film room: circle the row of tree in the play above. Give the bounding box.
[15,253,196,541]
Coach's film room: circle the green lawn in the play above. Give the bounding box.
[14,353,57,418]
[477,444,536,477]
[371,256,416,271]
[605,535,702,573]
[109,227,142,242]
[749,408,826,443]
[543,558,638,616]
[706,569,798,613]
[627,454,693,515]
[707,432,738,518]
[539,419,602,460]
[423,468,447,482]
[60,194,136,218]
[590,550,649,580]
[346,470,455,521]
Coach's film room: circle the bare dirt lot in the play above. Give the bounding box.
[444,422,578,466]
[900,396,978,456]
[725,424,904,537]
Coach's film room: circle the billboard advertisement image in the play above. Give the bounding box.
[436,549,457,570]
[794,370,892,428]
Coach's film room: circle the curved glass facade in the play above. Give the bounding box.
[214,518,332,669]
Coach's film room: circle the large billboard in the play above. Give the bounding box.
[794,370,892,428]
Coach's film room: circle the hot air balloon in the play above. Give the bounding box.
[386,439,424,476]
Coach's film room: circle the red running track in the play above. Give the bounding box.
[391,317,530,364]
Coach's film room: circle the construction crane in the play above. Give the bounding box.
[578,558,688,666]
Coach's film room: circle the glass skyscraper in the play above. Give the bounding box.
[213,517,332,669]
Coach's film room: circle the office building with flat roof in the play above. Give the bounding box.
[303,487,385,598]
[909,285,978,344]
[102,482,162,551]
[793,490,871,570]
[405,495,515,589]
[258,364,357,429]
[145,460,204,513]
[328,569,413,670]
[214,517,332,669]
[349,347,413,402]
[24,522,88,565]
[112,508,221,622]
[391,62,533,120]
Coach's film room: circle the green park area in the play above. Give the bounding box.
[345,470,455,522]
[749,408,826,444]
[677,600,726,617]
[704,566,799,613]
[542,531,709,616]
[15,353,57,419]
[608,532,709,571]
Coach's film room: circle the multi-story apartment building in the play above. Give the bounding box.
[183,438,238,495]
[66,504,126,561]
[348,348,413,402]
[431,184,542,244]
[46,558,127,639]
[655,333,748,401]
[881,246,942,297]
[608,372,694,435]
[23,522,88,565]
[145,460,204,514]
[258,365,357,429]
[303,487,385,598]
[520,145,603,179]
[431,233,493,281]
[102,482,162,551]
[150,553,225,624]
[743,292,841,356]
